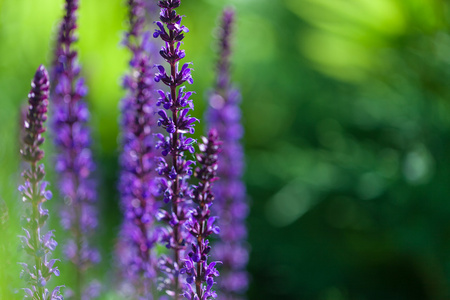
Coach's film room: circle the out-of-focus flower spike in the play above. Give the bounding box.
[115,0,161,298]
[206,8,250,299]
[50,0,100,298]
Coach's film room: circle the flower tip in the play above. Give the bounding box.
[34,65,49,80]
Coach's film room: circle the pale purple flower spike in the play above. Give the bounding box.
[51,0,100,298]
[206,8,249,300]
[116,0,160,298]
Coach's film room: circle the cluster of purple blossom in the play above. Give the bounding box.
[15,0,247,299]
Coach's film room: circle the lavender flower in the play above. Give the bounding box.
[206,9,249,299]
[116,0,160,297]
[153,0,197,298]
[19,65,63,300]
[181,129,221,300]
[51,0,100,298]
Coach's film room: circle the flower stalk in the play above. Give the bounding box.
[19,65,63,300]
[153,0,196,298]
[181,129,221,300]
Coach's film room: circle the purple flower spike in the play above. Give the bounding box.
[51,0,100,298]
[116,0,161,298]
[19,65,64,300]
[206,8,249,299]
[181,130,222,300]
[153,1,197,298]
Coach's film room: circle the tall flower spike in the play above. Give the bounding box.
[19,65,63,300]
[181,129,221,300]
[206,8,249,299]
[153,0,197,298]
[51,0,100,298]
[116,0,160,298]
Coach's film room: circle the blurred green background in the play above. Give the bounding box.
[2,0,450,299]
